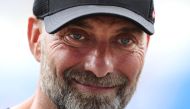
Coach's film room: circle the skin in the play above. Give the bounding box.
[12,15,149,109]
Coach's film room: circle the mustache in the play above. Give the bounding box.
[63,68,129,88]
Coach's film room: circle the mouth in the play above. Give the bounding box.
[72,79,117,94]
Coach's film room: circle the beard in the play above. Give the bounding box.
[39,51,139,109]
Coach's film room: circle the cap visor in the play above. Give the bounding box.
[44,5,154,34]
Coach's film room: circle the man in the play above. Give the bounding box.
[12,0,155,109]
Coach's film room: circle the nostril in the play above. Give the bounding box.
[84,57,114,78]
[84,48,114,77]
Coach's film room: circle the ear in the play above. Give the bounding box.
[146,35,150,48]
[28,17,42,62]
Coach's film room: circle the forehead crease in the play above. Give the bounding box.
[118,27,142,33]
[89,15,126,25]
[69,19,93,29]
[67,15,139,32]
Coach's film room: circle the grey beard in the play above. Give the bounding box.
[59,85,121,109]
[40,64,137,109]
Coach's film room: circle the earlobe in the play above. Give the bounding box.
[28,17,41,62]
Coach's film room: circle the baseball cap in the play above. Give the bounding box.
[33,0,155,35]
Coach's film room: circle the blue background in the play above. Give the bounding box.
[0,0,190,109]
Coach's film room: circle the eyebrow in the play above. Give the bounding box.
[65,20,143,35]
[117,26,143,34]
[68,20,93,29]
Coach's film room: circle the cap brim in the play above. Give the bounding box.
[44,5,154,35]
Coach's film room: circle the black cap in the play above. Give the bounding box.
[33,0,155,35]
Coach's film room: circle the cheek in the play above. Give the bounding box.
[49,46,87,76]
[115,51,145,82]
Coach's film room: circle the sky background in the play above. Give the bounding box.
[0,0,190,109]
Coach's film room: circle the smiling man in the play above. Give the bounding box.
[12,0,155,109]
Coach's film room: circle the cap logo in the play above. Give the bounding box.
[152,10,155,19]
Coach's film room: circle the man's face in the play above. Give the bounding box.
[39,15,148,109]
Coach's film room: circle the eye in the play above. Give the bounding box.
[62,30,90,48]
[69,33,85,41]
[118,38,133,46]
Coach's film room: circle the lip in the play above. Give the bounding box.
[72,79,116,94]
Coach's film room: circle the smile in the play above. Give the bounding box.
[72,79,117,94]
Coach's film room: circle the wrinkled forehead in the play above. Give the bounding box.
[58,14,143,32]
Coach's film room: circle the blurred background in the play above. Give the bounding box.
[0,0,190,109]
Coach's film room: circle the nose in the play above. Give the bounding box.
[84,48,114,77]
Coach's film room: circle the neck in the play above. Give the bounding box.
[31,87,57,109]
[12,86,57,109]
